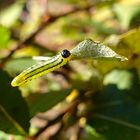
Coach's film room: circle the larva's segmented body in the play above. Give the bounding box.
[11,50,71,87]
[11,39,127,87]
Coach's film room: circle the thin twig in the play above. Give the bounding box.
[30,100,80,139]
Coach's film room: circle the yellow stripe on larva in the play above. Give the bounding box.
[11,39,128,87]
[11,51,71,87]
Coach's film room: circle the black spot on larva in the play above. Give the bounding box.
[61,49,71,58]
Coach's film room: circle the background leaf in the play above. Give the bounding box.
[0,69,30,135]
[29,88,72,116]
[5,57,36,74]
[89,69,140,140]
[0,25,11,48]
[81,125,106,140]
[0,1,23,27]
[113,3,140,29]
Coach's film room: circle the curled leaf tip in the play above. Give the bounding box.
[120,56,128,61]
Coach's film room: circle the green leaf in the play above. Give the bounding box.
[29,89,72,116]
[90,20,117,35]
[81,125,106,140]
[120,28,140,54]
[0,69,30,135]
[0,131,9,140]
[71,39,127,61]
[5,57,36,74]
[103,69,133,90]
[0,2,23,27]
[113,4,140,29]
[89,71,140,140]
[105,28,140,75]
[0,131,24,140]
[0,25,11,48]
[106,28,140,55]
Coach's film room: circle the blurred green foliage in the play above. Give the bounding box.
[0,0,140,140]
[0,25,11,48]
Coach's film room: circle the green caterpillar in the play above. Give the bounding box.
[11,39,127,87]
[11,50,71,87]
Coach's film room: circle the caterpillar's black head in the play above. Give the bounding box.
[61,49,71,58]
